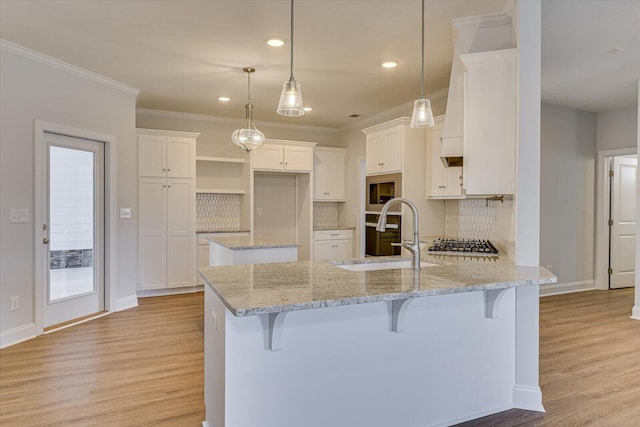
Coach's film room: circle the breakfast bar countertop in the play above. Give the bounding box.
[199,253,556,317]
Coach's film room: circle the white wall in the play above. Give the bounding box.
[540,103,597,286]
[0,41,138,344]
[597,106,638,151]
[635,81,640,320]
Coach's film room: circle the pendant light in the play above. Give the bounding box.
[277,0,304,116]
[410,0,435,128]
[232,67,266,152]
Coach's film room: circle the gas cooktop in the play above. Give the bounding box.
[427,238,499,257]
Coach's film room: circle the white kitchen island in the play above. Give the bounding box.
[207,236,300,266]
[200,254,556,427]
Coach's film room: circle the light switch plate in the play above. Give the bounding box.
[9,209,29,223]
[119,208,132,219]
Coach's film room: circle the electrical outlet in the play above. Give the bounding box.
[9,209,29,223]
[10,296,19,311]
[119,208,132,219]
[257,207,263,216]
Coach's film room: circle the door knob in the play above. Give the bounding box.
[43,238,49,244]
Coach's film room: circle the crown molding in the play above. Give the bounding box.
[136,108,339,134]
[452,13,511,34]
[0,39,140,97]
[338,87,449,132]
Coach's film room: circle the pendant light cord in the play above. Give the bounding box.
[247,70,252,105]
[289,0,295,80]
[420,0,425,99]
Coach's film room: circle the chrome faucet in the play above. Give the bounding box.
[376,197,421,271]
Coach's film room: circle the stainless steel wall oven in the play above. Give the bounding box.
[365,213,401,256]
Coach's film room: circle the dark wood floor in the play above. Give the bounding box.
[0,288,638,426]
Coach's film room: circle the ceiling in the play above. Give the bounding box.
[1,0,638,130]
[541,0,640,113]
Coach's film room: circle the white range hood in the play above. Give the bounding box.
[440,13,513,168]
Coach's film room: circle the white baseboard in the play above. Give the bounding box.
[137,285,204,298]
[115,294,139,311]
[632,305,640,320]
[513,384,545,412]
[0,323,37,349]
[430,404,514,427]
[539,280,595,297]
[202,422,210,427]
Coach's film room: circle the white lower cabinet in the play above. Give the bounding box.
[139,177,195,290]
[313,229,353,261]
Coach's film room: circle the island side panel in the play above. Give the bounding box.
[204,286,227,427]
[212,288,520,427]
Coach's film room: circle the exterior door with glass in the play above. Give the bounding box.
[42,132,105,328]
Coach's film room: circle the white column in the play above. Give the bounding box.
[513,0,544,411]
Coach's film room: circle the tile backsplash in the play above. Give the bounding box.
[313,202,339,228]
[444,198,515,257]
[196,193,241,232]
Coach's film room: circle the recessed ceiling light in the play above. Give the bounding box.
[348,113,362,118]
[267,38,285,47]
[381,61,398,68]
[303,107,313,112]
[218,96,231,102]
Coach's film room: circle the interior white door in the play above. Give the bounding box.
[610,156,637,289]
[43,132,105,327]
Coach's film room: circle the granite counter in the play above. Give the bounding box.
[199,254,555,316]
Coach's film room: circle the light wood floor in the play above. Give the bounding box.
[458,287,640,426]
[1,288,638,426]
[0,293,205,426]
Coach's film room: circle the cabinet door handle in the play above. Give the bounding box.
[43,237,49,245]
[167,168,171,172]
[162,168,166,172]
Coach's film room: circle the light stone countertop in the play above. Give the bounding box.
[200,253,557,317]
[207,236,301,250]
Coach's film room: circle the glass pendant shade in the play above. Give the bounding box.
[232,104,265,152]
[232,67,265,152]
[410,98,435,128]
[410,0,434,129]
[277,78,304,116]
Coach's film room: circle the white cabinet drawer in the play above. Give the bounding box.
[314,229,353,241]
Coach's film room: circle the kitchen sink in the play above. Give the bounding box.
[334,260,439,272]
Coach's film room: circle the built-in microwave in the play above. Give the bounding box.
[365,173,402,211]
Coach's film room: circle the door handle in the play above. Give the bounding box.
[43,237,49,244]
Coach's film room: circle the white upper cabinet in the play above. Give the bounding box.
[314,147,346,201]
[137,129,198,178]
[460,48,517,196]
[251,141,315,172]
[364,127,403,175]
[426,116,463,199]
